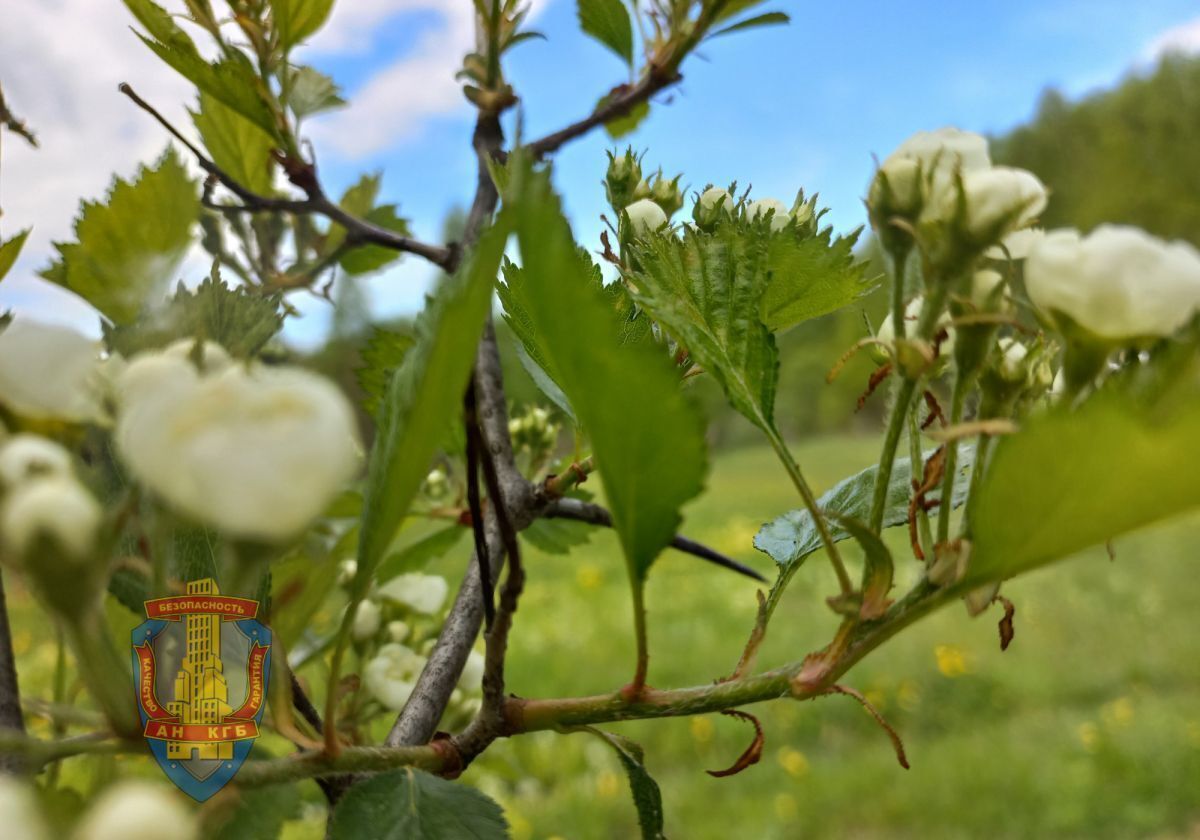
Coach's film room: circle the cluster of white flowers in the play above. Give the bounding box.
[0,319,116,425]
[870,127,1047,252]
[0,434,100,565]
[113,343,361,541]
[363,641,427,710]
[507,405,558,457]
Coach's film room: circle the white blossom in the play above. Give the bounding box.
[386,620,410,643]
[0,777,48,840]
[624,198,669,235]
[0,435,73,488]
[747,198,791,231]
[74,781,197,840]
[2,476,101,562]
[0,319,108,424]
[364,643,426,711]
[378,573,449,615]
[996,337,1028,380]
[938,166,1047,240]
[1026,225,1200,341]
[698,187,733,216]
[352,599,382,641]
[115,354,361,541]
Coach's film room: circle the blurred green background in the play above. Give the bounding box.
[10,53,1200,839]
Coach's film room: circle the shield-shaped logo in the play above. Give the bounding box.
[131,577,271,801]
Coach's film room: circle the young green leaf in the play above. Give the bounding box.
[577,0,634,66]
[506,161,706,584]
[709,11,790,39]
[355,216,509,589]
[759,225,877,332]
[271,0,336,50]
[522,515,594,555]
[210,784,300,840]
[756,447,975,571]
[628,222,780,433]
[329,769,508,840]
[123,0,280,138]
[0,228,30,283]
[101,268,284,358]
[40,150,197,324]
[581,727,666,840]
[966,340,1200,585]
[339,205,412,275]
[598,95,650,140]
[356,327,416,417]
[287,65,346,118]
[192,92,276,195]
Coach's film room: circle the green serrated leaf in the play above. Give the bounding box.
[123,0,280,139]
[506,161,706,582]
[628,221,779,433]
[193,92,275,195]
[288,65,346,118]
[355,219,509,592]
[329,769,508,840]
[581,727,665,839]
[709,10,790,39]
[577,0,634,65]
[0,229,30,283]
[356,328,416,417]
[377,525,466,582]
[102,267,284,357]
[759,225,877,332]
[756,447,975,571]
[967,339,1200,585]
[41,150,197,324]
[270,0,336,49]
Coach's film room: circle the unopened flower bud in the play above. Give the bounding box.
[940,166,1047,245]
[352,598,382,641]
[423,468,449,500]
[0,434,72,488]
[747,198,792,232]
[623,199,669,236]
[605,149,643,210]
[693,187,734,231]
[649,173,685,217]
[1,476,100,563]
[386,620,409,643]
[337,558,358,587]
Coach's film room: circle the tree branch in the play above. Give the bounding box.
[526,69,681,158]
[545,498,767,583]
[118,83,455,270]
[0,571,26,774]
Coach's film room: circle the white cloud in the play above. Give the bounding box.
[309,0,552,159]
[0,0,199,331]
[1142,16,1200,62]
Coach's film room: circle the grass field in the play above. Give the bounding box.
[8,436,1200,838]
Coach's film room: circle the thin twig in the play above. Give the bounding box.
[545,498,767,583]
[0,571,26,774]
[118,83,455,270]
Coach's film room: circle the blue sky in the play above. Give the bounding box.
[2,0,1198,344]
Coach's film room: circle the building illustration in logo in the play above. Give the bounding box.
[132,577,271,801]
[167,579,234,761]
